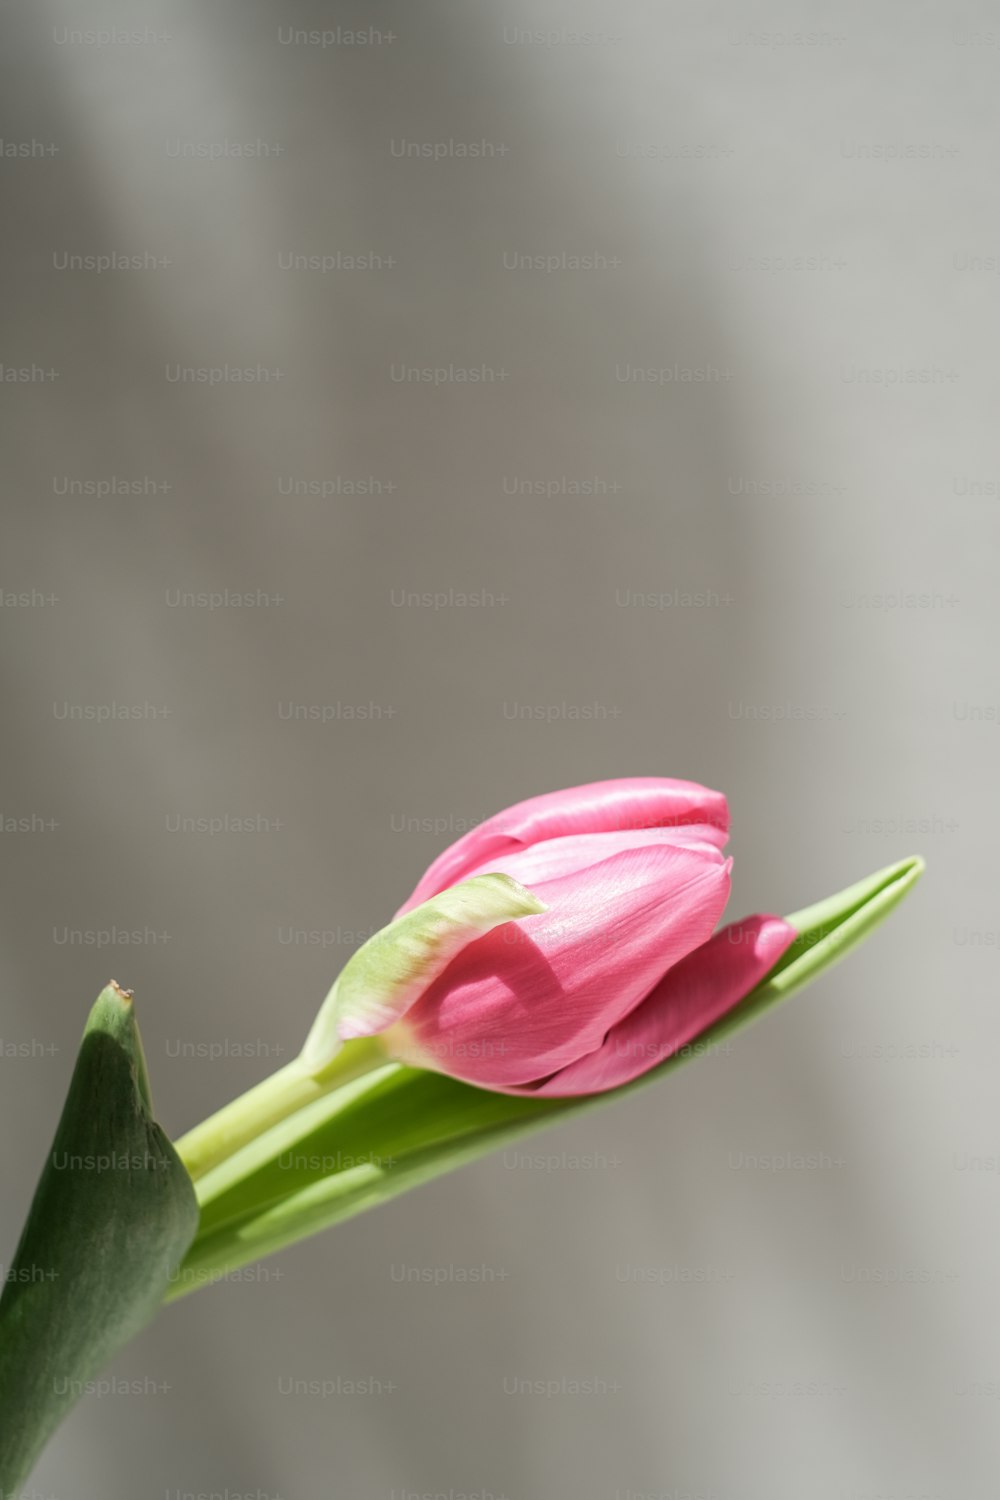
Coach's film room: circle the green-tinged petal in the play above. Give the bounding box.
[0,984,198,1491]
[168,859,923,1292]
[300,872,546,1069]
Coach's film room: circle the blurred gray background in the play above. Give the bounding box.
[0,0,995,1495]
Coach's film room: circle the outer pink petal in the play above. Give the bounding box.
[383,843,732,1086]
[396,777,729,914]
[514,914,796,1097]
[461,827,730,889]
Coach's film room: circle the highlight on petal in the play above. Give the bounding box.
[461,826,730,889]
[397,777,729,914]
[300,873,547,1070]
[519,913,796,1097]
[385,843,732,1087]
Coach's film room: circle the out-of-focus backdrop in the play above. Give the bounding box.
[1,1,995,1495]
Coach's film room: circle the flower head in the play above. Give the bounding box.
[308,778,796,1097]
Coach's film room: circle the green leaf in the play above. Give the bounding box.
[170,857,923,1294]
[0,984,199,1491]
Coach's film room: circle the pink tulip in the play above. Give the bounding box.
[355,779,796,1095]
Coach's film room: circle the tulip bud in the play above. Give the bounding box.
[179,780,921,1194]
[341,779,746,1091]
[173,779,924,1286]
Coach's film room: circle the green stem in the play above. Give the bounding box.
[175,1037,387,1183]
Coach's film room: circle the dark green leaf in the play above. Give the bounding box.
[0,984,199,1490]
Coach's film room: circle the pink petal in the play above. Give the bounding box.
[462,827,730,888]
[397,778,730,914]
[384,843,731,1086]
[517,914,797,1097]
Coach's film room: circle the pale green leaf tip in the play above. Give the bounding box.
[785,853,924,934]
[890,853,925,893]
[766,853,925,1005]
